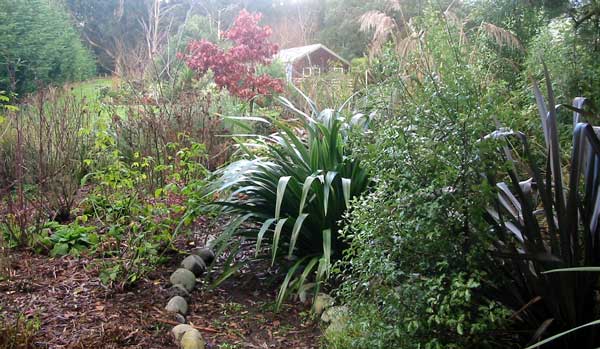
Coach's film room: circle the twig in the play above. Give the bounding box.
[152,316,219,333]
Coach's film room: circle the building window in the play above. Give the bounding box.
[302,66,321,77]
[332,67,345,74]
[302,67,311,77]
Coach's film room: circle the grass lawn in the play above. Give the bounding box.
[68,77,115,101]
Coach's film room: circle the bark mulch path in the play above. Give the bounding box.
[0,250,321,348]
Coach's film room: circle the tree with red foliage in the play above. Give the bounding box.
[178,10,284,102]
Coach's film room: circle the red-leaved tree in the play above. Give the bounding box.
[178,10,284,101]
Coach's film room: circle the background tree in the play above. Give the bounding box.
[318,0,371,59]
[67,0,185,79]
[0,0,95,95]
[268,0,322,48]
[179,10,283,105]
[66,0,145,75]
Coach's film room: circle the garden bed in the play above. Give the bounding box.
[0,246,320,348]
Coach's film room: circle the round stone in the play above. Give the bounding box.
[323,305,350,339]
[165,296,188,315]
[174,313,186,324]
[171,324,194,342]
[170,268,196,291]
[181,255,206,277]
[180,328,206,349]
[321,305,349,323]
[168,284,191,299]
[313,293,335,315]
[191,247,215,265]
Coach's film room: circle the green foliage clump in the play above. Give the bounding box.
[81,119,209,287]
[208,99,369,308]
[0,0,96,95]
[1,76,216,288]
[319,0,371,59]
[331,9,516,349]
[45,221,97,257]
[0,88,100,248]
[526,17,600,107]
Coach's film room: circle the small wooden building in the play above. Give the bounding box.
[275,44,351,82]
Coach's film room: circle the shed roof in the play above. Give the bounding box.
[275,44,350,66]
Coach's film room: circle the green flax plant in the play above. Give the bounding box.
[485,69,600,347]
[209,95,370,309]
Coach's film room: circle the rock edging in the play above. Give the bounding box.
[164,247,215,349]
[314,293,349,339]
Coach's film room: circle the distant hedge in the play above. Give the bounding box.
[0,0,96,95]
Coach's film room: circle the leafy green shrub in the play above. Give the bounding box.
[43,222,97,257]
[208,96,370,308]
[526,17,600,107]
[330,9,517,349]
[81,118,210,287]
[484,73,600,347]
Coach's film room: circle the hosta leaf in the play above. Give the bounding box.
[51,243,69,256]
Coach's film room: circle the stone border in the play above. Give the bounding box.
[165,247,215,349]
[314,293,349,339]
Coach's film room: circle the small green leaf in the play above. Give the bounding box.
[51,243,69,256]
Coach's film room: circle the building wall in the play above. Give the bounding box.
[291,48,350,79]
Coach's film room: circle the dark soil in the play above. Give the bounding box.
[0,246,321,348]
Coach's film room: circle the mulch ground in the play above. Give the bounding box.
[0,246,321,348]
